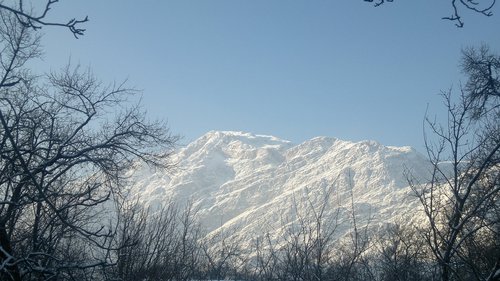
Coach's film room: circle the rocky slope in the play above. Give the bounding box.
[126,131,431,239]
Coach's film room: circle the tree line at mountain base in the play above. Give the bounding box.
[108,172,499,281]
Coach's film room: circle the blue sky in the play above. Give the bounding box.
[31,0,500,151]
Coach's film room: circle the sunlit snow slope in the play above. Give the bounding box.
[128,131,431,238]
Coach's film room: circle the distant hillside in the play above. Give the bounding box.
[126,130,432,240]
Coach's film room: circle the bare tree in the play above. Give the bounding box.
[0,9,177,281]
[248,177,374,281]
[249,233,281,281]
[114,199,204,281]
[254,181,341,281]
[461,45,500,118]
[411,46,500,281]
[200,226,244,281]
[373,223,433,281]
[327,181,372,281]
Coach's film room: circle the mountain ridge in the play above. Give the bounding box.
[127,130,430,239]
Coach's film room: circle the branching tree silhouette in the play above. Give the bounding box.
[0,5,177,281]
[410,46,500,281]
[114,199,203,281]
[374,223,433,281]
[364,0,497,27]
[0,0,88,38]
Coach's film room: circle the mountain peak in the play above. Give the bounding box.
[130,131,430,239]
[204,130,290,142]
[190,130,292,150]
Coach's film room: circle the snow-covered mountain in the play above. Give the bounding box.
[127,131,431,240]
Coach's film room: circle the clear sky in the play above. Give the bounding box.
[30,0,500,151]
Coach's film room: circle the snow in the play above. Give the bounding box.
[126,130,431,241]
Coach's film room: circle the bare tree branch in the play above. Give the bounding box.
[0,0,88,38]
[365,0,497,27]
